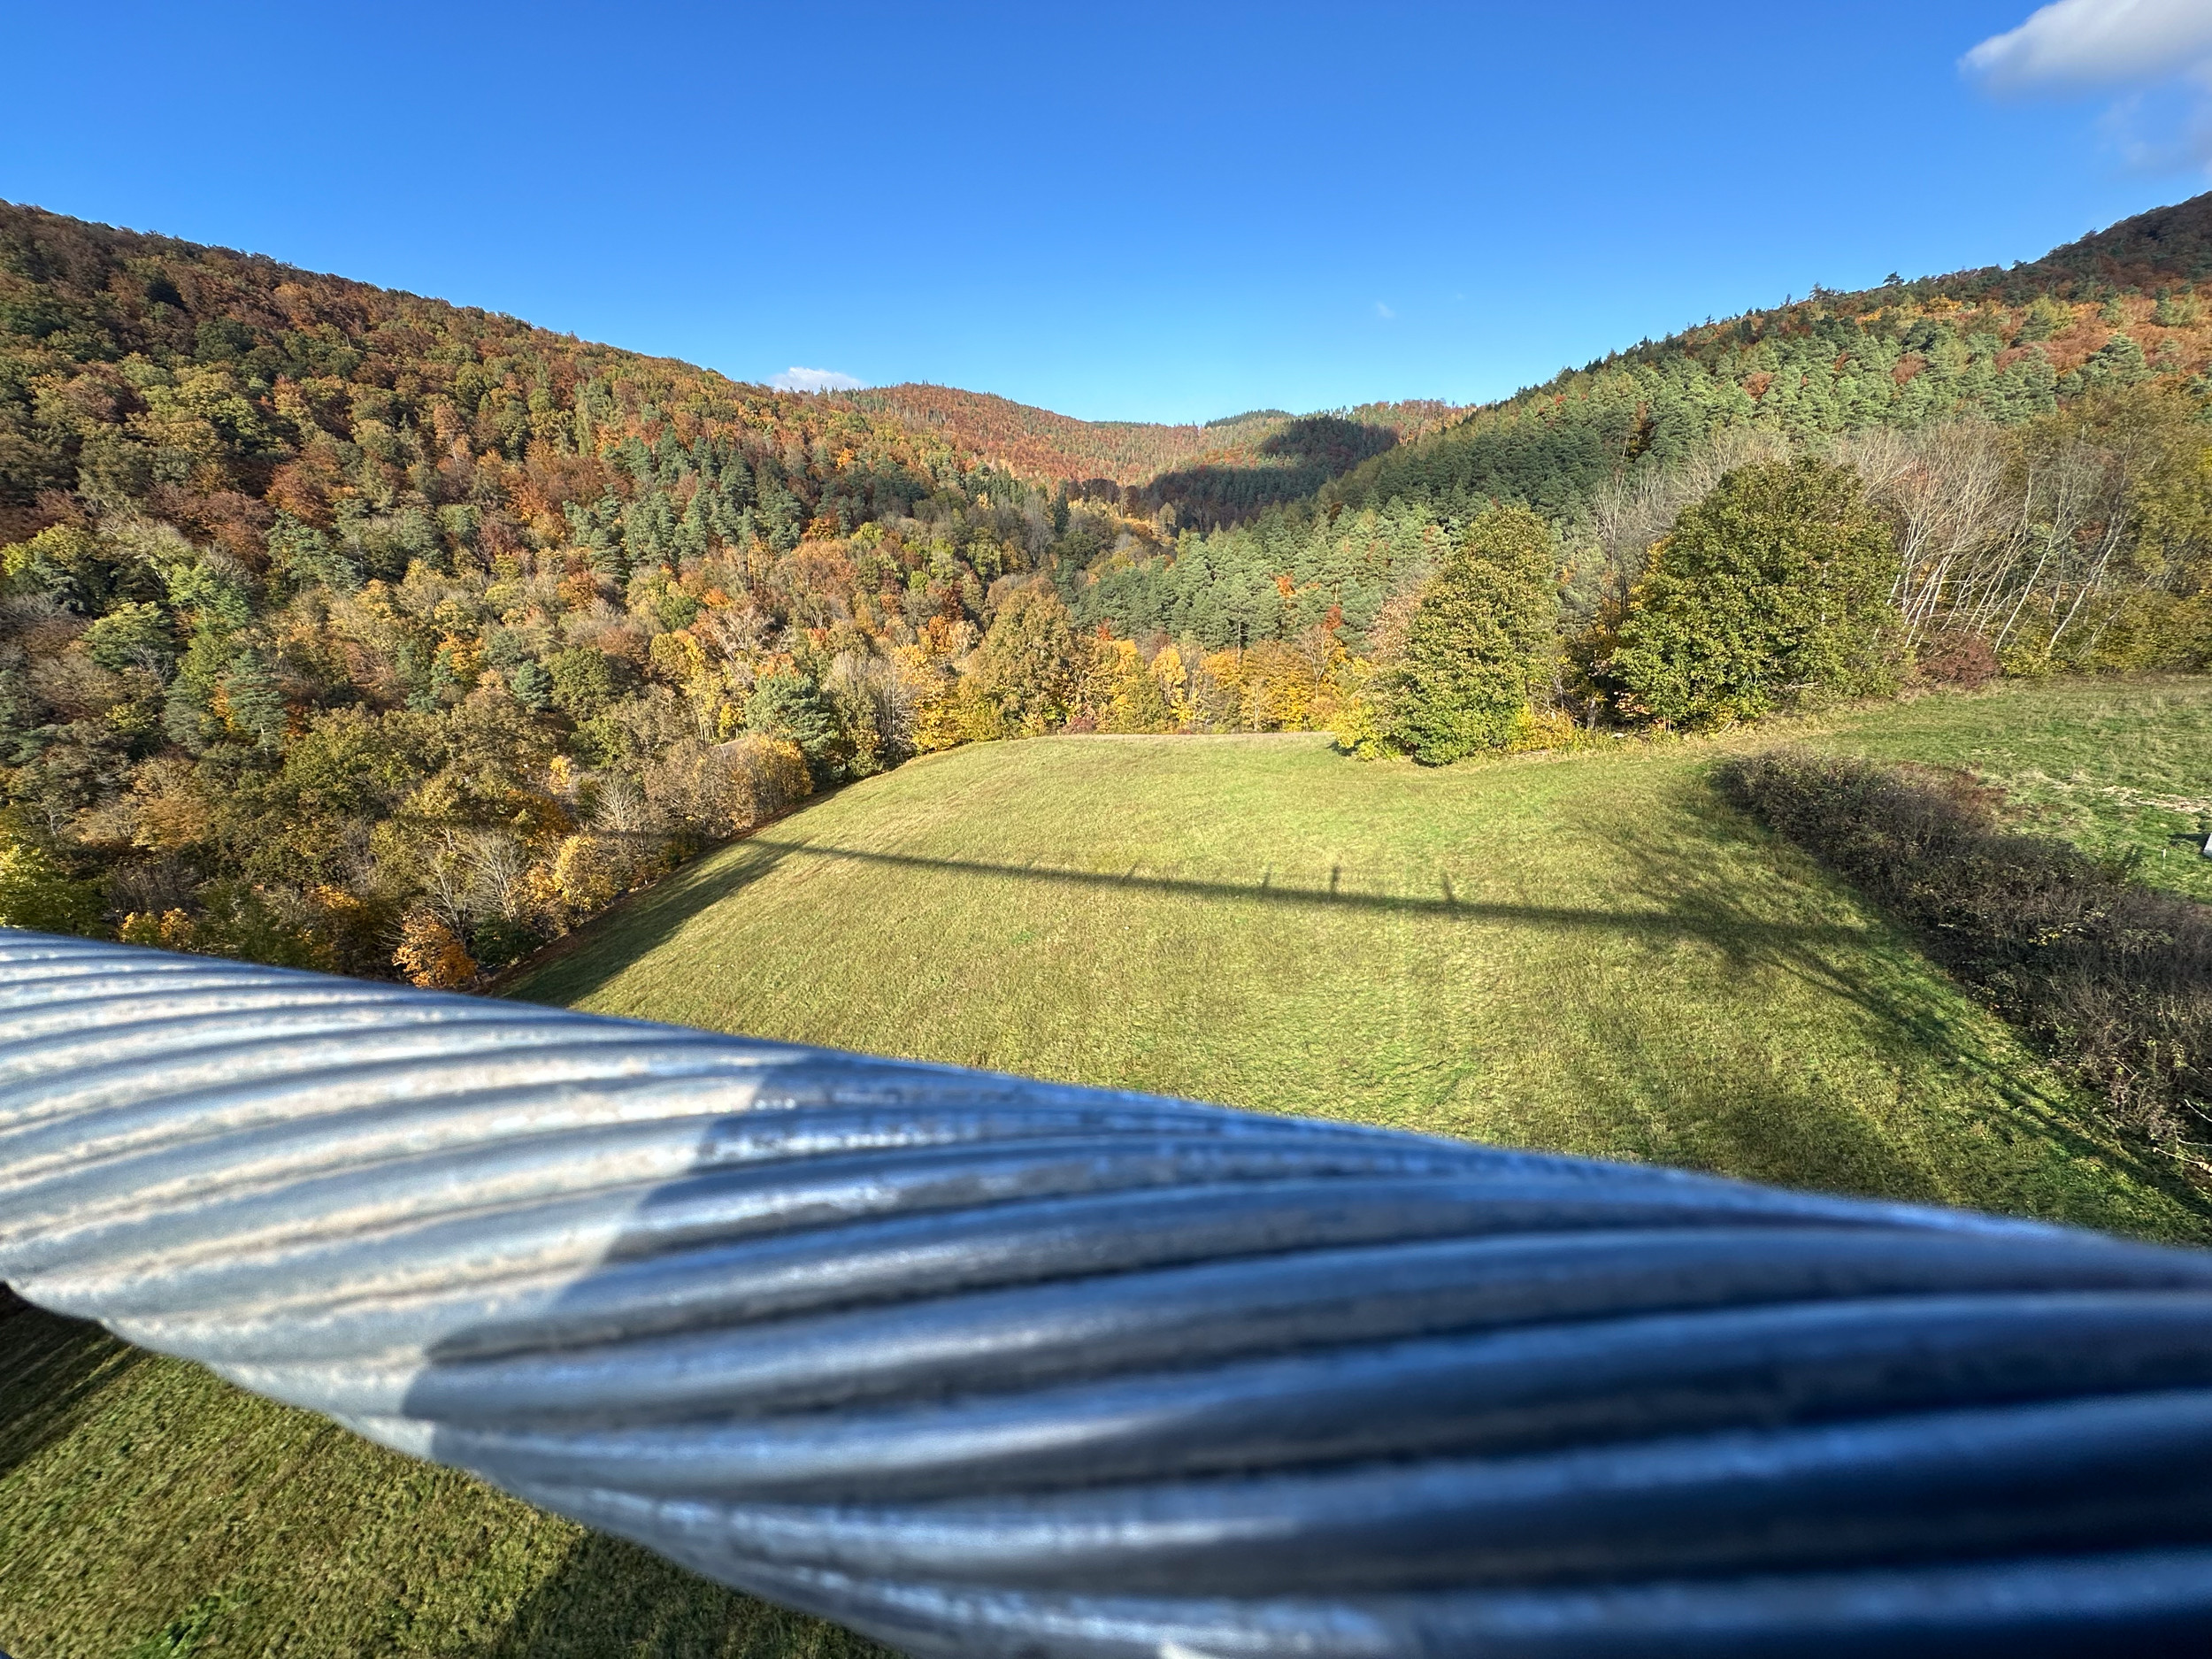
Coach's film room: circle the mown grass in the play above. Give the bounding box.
[518,689,2210,1241]
[0,1302,892,1659]
[7,675,2209,1659]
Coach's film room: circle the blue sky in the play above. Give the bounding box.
[3,0,2210,422]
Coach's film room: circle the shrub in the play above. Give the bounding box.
[468,914,543,970]
[157,881,330,968]
[640,733,811,836]
[546,833,634,915]
[1720,749,2210,1167]
[1916,633,2000,688]
[393,908,476,987]
[1613,458,1897,728]
[721,734,812,828]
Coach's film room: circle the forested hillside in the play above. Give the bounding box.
[0,203,1451,984]
[4,195,2211,987]
[1315,196,2212,521]
[843,383,1457,524]
[0,203,1048,978]
[1064,196,2212,734]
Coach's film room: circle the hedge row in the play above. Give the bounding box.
[1720,750,2209,1171]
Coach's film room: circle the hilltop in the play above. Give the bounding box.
[1988,191,2212,295]
[829,192,2212,523]
[1312,191,2212,521]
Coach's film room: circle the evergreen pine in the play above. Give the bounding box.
[1380,505,1557,764]
[972,582,1080,733]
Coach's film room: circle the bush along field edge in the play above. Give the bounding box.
[1722,749,2211,1183]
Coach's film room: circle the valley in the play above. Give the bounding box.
[4,169,2212,1659]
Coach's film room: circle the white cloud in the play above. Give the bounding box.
[1964,0,2212,93]
[1373,301,1396,320]
[1965,0,2212,169]
[768,365,864,393]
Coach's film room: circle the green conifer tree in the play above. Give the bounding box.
[1379,505,1557,764]
[746,670,849,783]
[972,582,1080,733]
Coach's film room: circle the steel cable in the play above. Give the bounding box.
[2,929,2210,1655]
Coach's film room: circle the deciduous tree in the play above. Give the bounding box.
[1613,458,1896,727]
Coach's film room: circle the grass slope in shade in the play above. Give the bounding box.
[0,1306,891,1659]
[517,680,2212,1245]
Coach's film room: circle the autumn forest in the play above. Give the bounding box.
[3,195,2210,987]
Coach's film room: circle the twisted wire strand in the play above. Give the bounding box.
[2,930,2210,1656]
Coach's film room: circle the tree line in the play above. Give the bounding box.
[2,198,2208,985]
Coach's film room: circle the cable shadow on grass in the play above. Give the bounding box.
[508,824,1876,1013]
[753,829,2161,1201]
[0,1307,148,1487]
[1623,779,2212,1231]
[478,1526,891,1659]
[734,838,1878,953]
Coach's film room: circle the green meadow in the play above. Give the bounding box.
[0,1304,889,1659]
[6,675,2209,1659]
[516,678,2212,1240]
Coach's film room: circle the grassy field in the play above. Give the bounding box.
[0,1301,890,1659]
[1804,677,2212,902]
[514,679,2210,1239]
[5,675,2209,1659]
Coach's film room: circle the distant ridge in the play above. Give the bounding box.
[848,194,2212,531]
[1995,190,2212,293]
[1301,190,2212,524]
[840,384,1274,487]
[841,383,1461,525]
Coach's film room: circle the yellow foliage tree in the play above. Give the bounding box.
[393,909,475,988]
[1148,644,1190,721]
[548,833,629,914]
[723,734,812,829]
[118,909,196,949]
[1103,642,1174,733]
